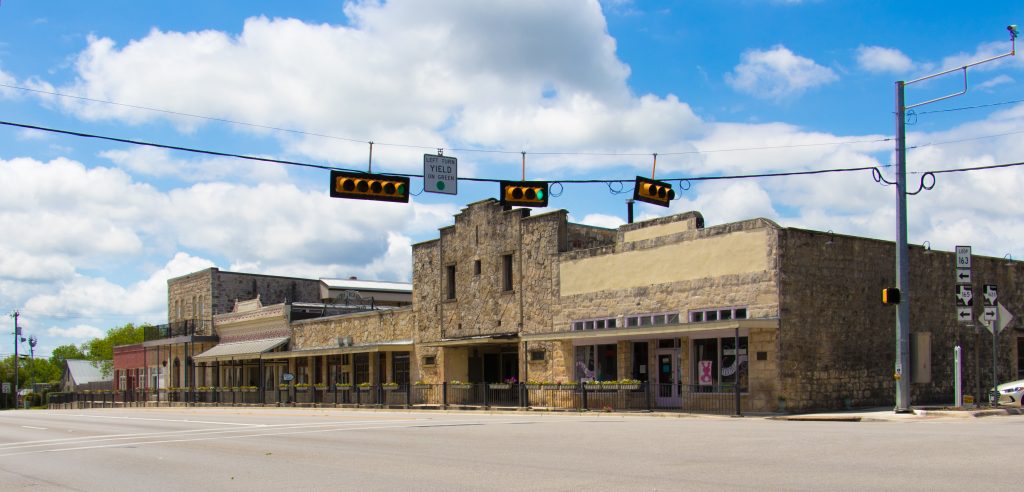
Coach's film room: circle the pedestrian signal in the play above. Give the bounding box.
[882,287,901,305]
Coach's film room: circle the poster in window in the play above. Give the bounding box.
[698,360,714,386]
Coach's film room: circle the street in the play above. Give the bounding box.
[0,408,1020,491]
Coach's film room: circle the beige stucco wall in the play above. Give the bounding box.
[560,229,771,297]
[622,221,690,243]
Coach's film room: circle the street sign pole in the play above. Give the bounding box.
[954,345,962,407]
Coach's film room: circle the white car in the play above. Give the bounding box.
[996,379,1024,406]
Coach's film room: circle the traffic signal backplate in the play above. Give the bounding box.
[330,170,410,203]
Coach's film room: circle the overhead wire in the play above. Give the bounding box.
[4,119,1022,188]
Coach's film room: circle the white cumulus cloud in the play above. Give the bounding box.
[726,45,838,101]
[856,45,915,74]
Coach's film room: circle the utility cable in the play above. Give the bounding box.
[2,119,1022,186]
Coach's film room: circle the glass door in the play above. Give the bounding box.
[655,350,679,407]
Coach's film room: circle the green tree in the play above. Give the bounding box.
[49,344,87,368]
[82,323,146,377]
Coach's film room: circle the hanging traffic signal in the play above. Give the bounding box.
[329,170,410,203]
[882,287,901,305]
[500,180,548,207]
[633,176,675,207]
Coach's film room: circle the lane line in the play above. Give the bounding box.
[0,417,544,457]
[0,418,433,450]
[19,426,47,430]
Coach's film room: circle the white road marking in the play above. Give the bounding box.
[19,426,47,430]
[0,417,541,457]
[0,418,430,450]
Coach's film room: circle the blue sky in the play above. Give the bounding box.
[1,0,1022,358]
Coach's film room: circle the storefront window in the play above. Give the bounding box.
[574,344,617,382]
[692,336,748,391]
[392,352,410,385]
[353,353,370,384]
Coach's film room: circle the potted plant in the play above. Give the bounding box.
[412,380,431,389]
[278,383,289,391]
[357,382,372,391]
[448,380,471,389]
[294,383,311,391]
[335,383,353,391]
[382,382,399,391]
[314,383,328,391]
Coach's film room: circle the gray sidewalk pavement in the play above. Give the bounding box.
[769,405,1024,422]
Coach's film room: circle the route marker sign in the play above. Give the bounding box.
[954,246,972,324]
[955,246,971,268]
[424,154,458,195]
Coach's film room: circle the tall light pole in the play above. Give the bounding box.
[10,310,20,409]
[892,26,1016,412]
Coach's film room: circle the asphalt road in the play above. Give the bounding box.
[0,408,1020,491]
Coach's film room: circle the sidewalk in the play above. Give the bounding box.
[769,406,1024,422]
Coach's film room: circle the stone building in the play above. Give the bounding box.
[398,199,1021,412]
[136,199,1022,412]
[143,268,412,392]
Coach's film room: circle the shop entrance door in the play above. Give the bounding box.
[655,350,680,407]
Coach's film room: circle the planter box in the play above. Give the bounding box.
[488,383,512,390]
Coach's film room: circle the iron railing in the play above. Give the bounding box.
[47,381,742,415]
[143,319,214,341]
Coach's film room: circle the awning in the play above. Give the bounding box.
[260,340,414,360]
[193,337,289,362]
[519,318,779,343]
[419,333,519,348]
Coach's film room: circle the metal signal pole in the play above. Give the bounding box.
[11,310,20,409]
[892,26,1016,412]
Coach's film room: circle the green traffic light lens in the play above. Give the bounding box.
[536,189,544,200]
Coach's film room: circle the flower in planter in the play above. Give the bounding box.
[314,384,327,390]
[278,384,289,390]
[357,382,372,389]
[335,383,353,389]
[382,382,399,389]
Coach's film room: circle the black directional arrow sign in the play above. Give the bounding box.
[956,269,971,283]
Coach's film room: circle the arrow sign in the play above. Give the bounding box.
[957,307,972,323]
[956,268,971,284]
[982,284,997,307]
[956,285,973,307]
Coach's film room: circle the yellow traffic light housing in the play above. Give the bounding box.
[500,180,548,207]
[633,176,675,207]
[882,287,901,305]
[330,170,410,203]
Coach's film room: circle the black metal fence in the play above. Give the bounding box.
[48,382,742,415]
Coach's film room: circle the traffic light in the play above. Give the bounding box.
[882,287,901,305]
[500,180,548,207]
[633,176,675,207]
[329,170,410,203]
